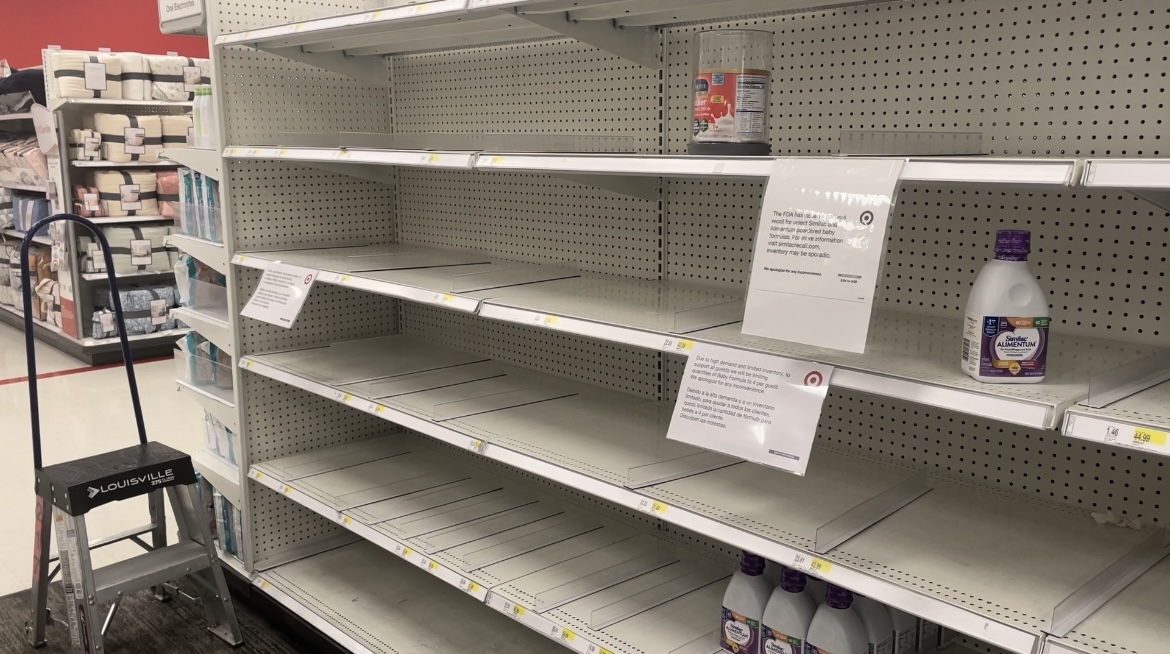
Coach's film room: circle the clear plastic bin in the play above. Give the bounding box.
[175,346,234,403]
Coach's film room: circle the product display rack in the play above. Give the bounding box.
[194,2,1170,654]
[14,50,198,364]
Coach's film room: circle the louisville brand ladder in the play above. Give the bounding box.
[21,214,242,652]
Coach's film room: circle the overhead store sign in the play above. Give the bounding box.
[158,0,206,35]
[742,158,904,354]
[667,342,832,476]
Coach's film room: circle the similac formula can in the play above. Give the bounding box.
[690,30,774,156]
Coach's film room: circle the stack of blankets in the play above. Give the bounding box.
[79,223,179,274]
[0,134,49,188]
[10,196,51,236]
[49,50,211,102]
[92,285,180,338]
[72,113,192,163]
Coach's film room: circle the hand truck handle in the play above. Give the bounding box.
[21,214,148,470]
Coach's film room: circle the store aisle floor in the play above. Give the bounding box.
[0,322,205,596]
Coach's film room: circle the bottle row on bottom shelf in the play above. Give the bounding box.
[238,333,1170,654]
[246,430,986,654]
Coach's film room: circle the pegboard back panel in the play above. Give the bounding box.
[226,161,394,251]
[391,39,660,148]
[211,0,379,35]
[236,267,399,354]
[217,48,390,146]
[243,373,401,562]
[663,0,1170,157]
[665,180,1169,345]
[396,170,661,278]
[399,304,662,399]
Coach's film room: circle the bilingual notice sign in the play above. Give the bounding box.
[742,158,905,353]
[240,262,317,328]
[667,342,833,476]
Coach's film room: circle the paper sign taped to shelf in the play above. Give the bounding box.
[667,342,833,476]
[240,262,318,328]
[742,158,904,354]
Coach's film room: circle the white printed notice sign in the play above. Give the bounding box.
[742,158,904,353]
[667,342,833,476]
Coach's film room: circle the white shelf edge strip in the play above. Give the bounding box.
[217,0,471,45]
[241,356,1039,654]
[1083,159,1170,190]
[223,147,1082,186]
[1062,412,1170,458]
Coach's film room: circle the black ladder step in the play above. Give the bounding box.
[92,541,211,604]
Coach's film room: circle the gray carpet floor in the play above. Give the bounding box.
[0,583,316,654]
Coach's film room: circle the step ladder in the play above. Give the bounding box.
[19,214,243,652]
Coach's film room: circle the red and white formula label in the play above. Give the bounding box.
[693,69,769,143]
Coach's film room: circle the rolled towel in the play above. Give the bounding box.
[145,55,211,101]
[73,185,104,218]
[161,114,193,150]
[157,170,180,219]
[49,52,123,100]
[115,52,150,101]
[68,129,102,161]
[95,170,159,217]
[95,113,163,163]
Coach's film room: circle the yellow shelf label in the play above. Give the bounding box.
[283,485,293,495]
[467,581,479,593]
[342,516,352,525]
[340,274,351,283]
[676,340,694,351]
[1134,427,1168,447]
[810,558,832,575]
[560,629,575,642]
[428,560,440,572]
[402,547,413,558]
[512,604,526,617]
[428,153,441,163]
[490,156,505,164]
[254,471,264,479]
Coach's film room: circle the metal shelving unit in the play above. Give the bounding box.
[197,1,1170,653]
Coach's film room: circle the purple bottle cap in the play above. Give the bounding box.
[780,567,807,593]
[741,552,766,575]
[825,584,854,609]
[995,230,1031,261]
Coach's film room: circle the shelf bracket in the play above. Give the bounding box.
[814,472,932,554]
[555,173,661,201]
[1049,528,1170,638]
[1084,349,1170,409]
[256,45,390,86]
[1131,190,1170,214]
[511,10,661,70]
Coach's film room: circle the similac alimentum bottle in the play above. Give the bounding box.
[723,551,772,654]
[887,607,917,654]
[805,585,868,654]
[761,567,817,654]
[852,596,894,654]
[961,230,1051,383]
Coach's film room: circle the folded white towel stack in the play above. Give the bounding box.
[116,52,151,101]
[95,170,159,217]
[161,115,193,150]
[50,52,123,100]
[94,113,163,163]
[145,55,212,102]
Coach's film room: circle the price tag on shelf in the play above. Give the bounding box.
[336,150,352,159]
[252,470,264,480]
[792,553,832,577]
[530,313,559,327]
[342,516,352,525]
[742,158,905,354]
[1065,414,1169,453]
[467,438,485,453]
[662,337,694,354]
[502,601,526,618]
[427,560,440,573]
[586,645,614,654]
[555,627,576,643]
[282,485,294,495]
[334,391,353,404]
[240,262,318,328]
[636,498,669,516]
[667,342,832,476]
[1043,641,1086,654]
[431,293,456,305]
[1134,427,1168,447]
[363,11,384,22]
[458,578,480,594]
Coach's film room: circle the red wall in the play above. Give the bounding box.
[1,0,208,69]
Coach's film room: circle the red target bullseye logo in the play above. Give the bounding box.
[304,274,314,284]
[804,371,825,387]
